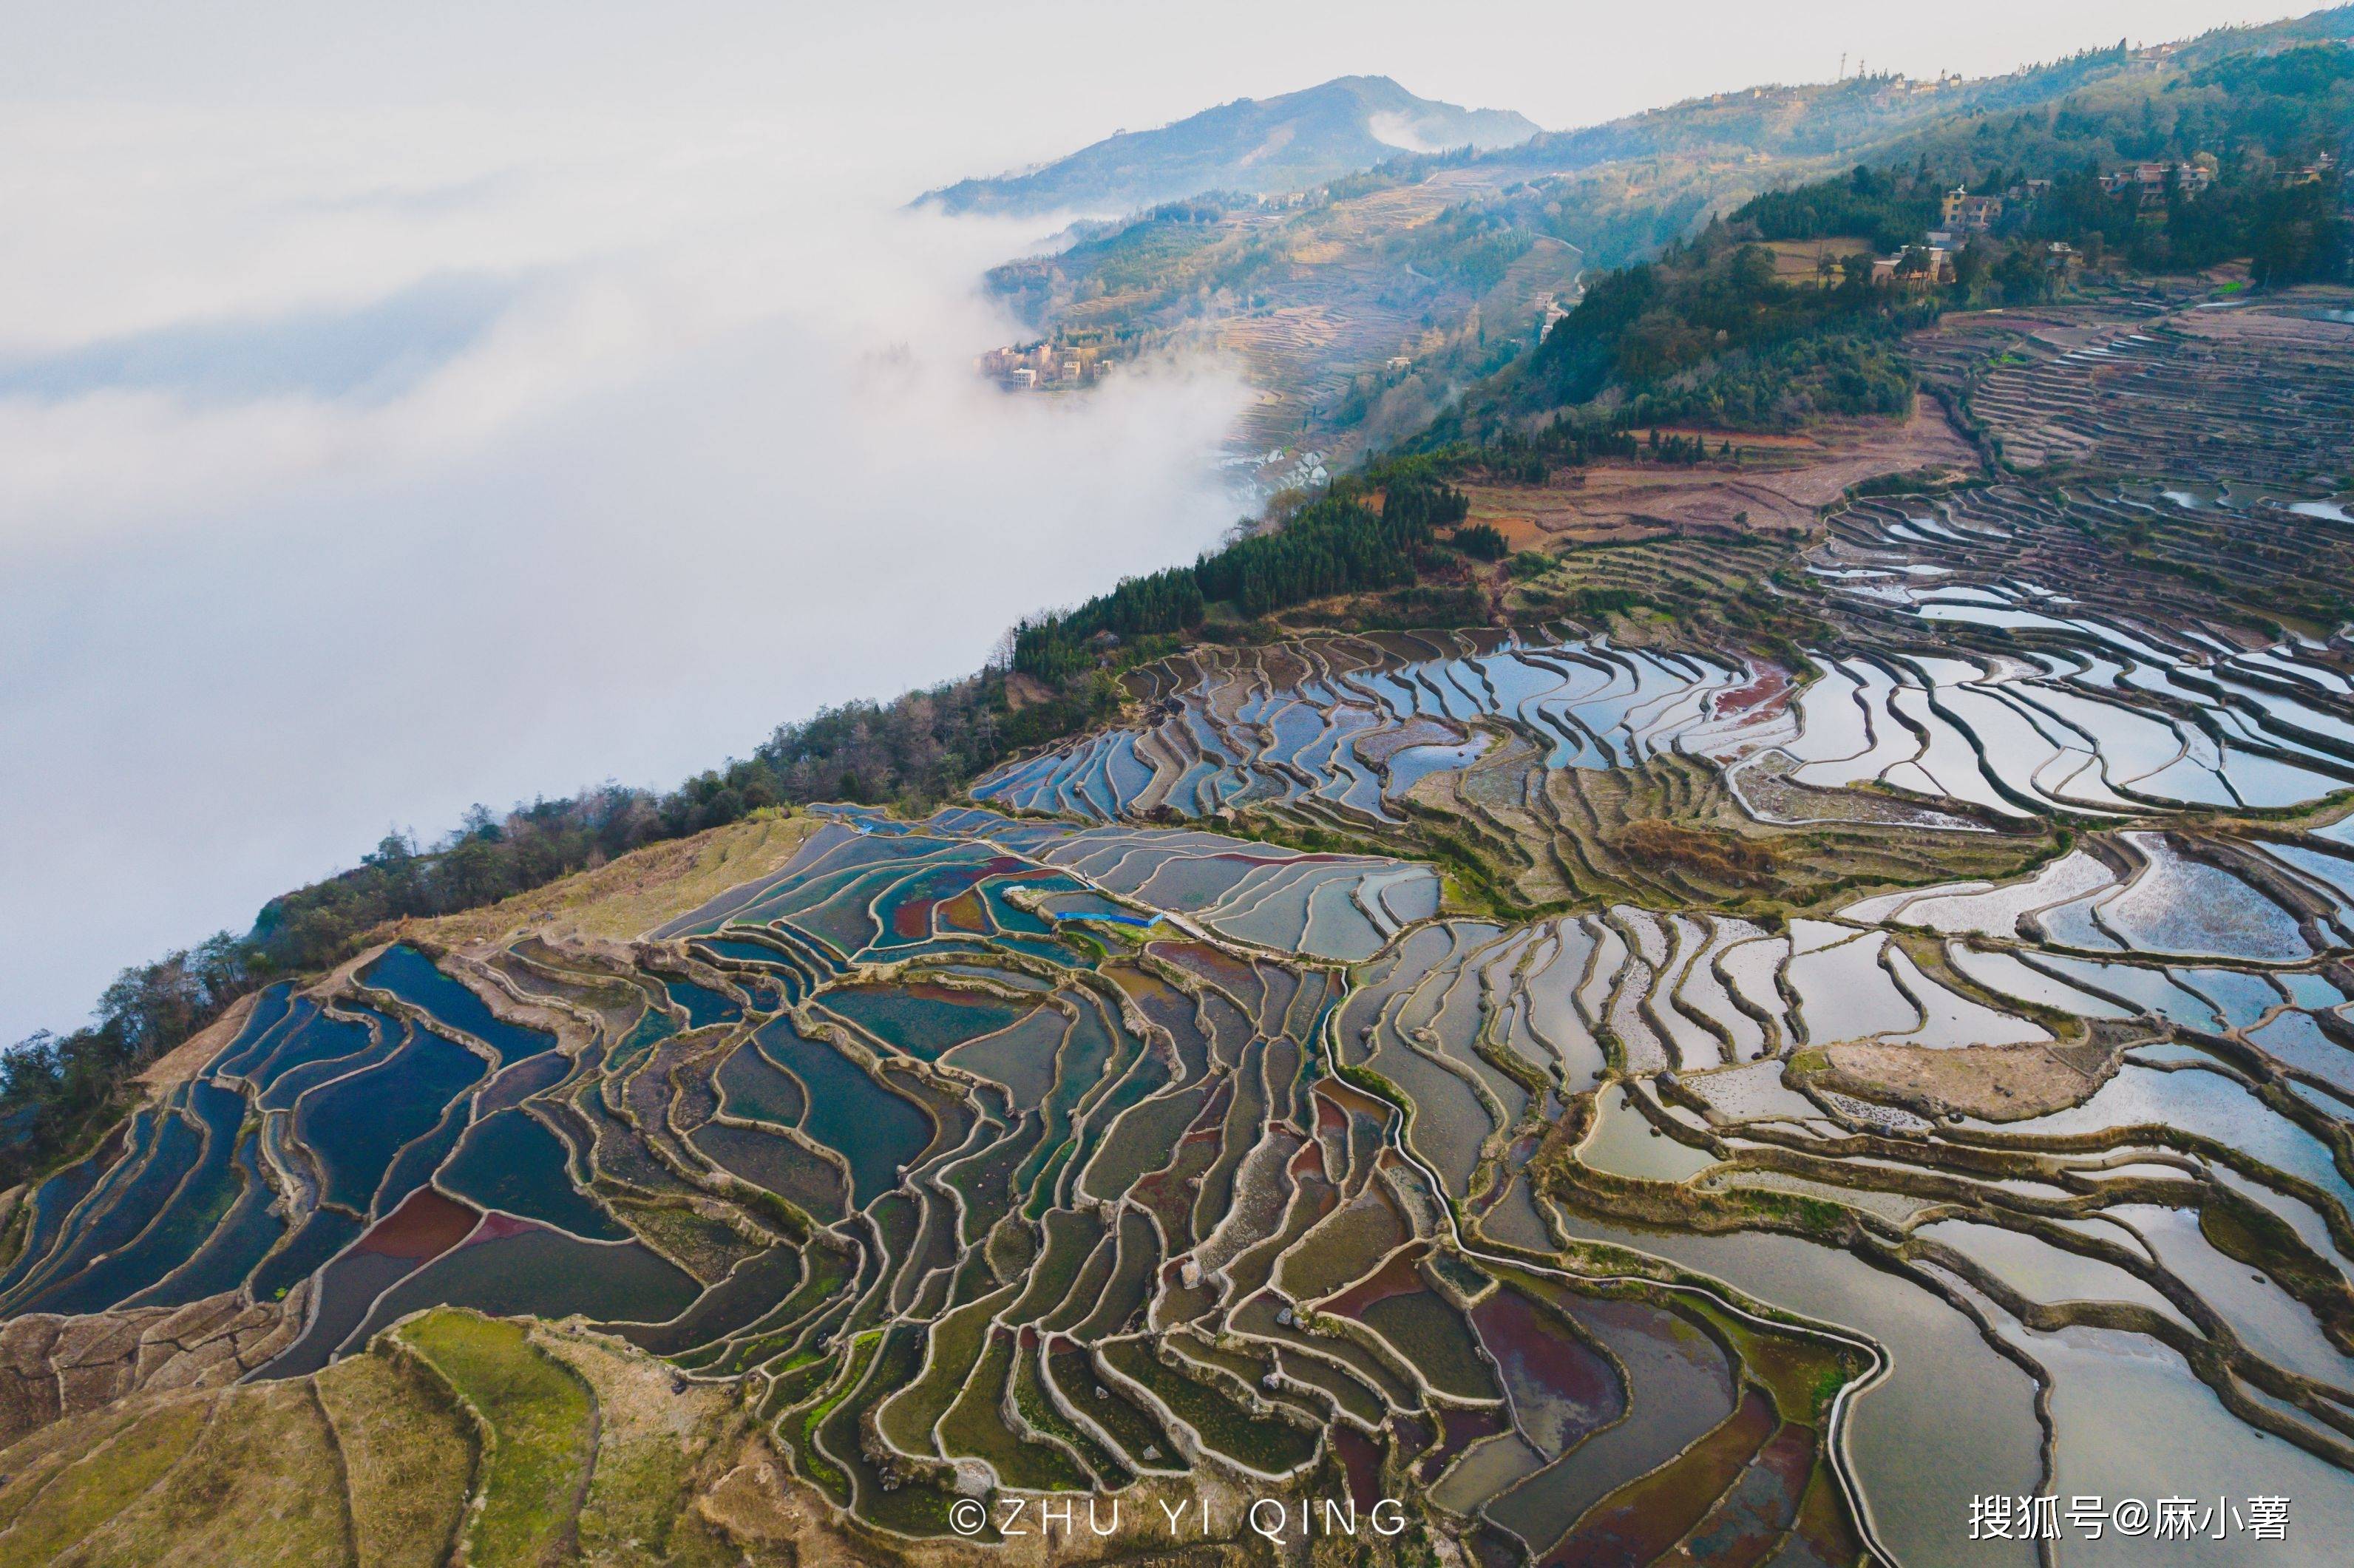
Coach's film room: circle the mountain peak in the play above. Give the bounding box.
[920,74,1540,217]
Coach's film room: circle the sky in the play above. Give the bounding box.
[0,0,2321,1042]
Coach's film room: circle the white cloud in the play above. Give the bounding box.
[0,99,1249,1040]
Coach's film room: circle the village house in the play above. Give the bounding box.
[2282,151,2338,187]
[977,338,1111,392]
[1941,186,2004,234]
[2099,160,2214,206]
[1870,245,1953,286]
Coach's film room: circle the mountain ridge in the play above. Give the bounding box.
[917,73,1540,217]
[977,5,2352,469]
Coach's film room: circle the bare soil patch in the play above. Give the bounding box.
[1823,1038,2121,1123]
[1466,396,1978,545]
[1763,237,1876,280]
[135,991,260,1096]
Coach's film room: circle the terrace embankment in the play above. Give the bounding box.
[0,1289,303,1449]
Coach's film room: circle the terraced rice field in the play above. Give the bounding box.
[7,750,2352,1564]
[5,294,2354,1567]
[1914,293,2354,484]
[0,806,1885,1563]
[952,342,2354,1559]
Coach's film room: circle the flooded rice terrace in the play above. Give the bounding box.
[10,474,2354,1564]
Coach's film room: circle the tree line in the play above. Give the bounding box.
[0,661,1125,1188]
[1011,466,1471,679]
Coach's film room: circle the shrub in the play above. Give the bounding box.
[1452,523,1509,561]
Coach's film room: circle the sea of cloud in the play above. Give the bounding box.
[0,101,1249,1041]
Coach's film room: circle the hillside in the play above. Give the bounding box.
[982,6,2353,481]
[4,11,2354,1567]
[7,283,2354,1555]
[1444,29,2351,440]
[918,74,1539,217]
[1471,0,2354,188]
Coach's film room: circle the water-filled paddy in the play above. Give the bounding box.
[821,982,1030,1059]
[664,977,741,1029]
[2012,1320,2354,1567]
[3,1102,201,1314]
[11,1081,245,1316]
[362,944,557,1064]
[1578,1085,1717,1184]
[1550,1214,2044,1568]
[1471,1284,1624,1456]
[297,1025,486,1212]
[126,1128,286,1309]
[441,1107,626,1240]
[252,1006,387,1110]
[355,1215,699,1345]
[757,1017,929,1208]
[1483,1292,1736,1553]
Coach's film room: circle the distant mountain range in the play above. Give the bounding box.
[918,75,1541,217]
[974,4,2353,469]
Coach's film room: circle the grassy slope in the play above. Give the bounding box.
[0,1383,363,1568]
[55,1382,351,1567]
[397,1309,597,1565]
[314,1349,478,1568]
[0,1398,212,1567]
[0,1314,764,1567]
[408,809,818,949]
[532,1328,742,1566]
